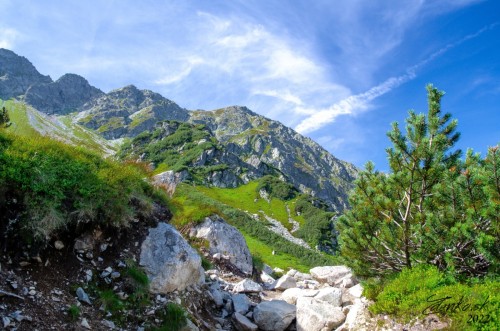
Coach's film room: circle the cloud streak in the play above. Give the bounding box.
[295,23,498,134]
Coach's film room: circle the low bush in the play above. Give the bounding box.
[369,265,499,330]
[0,131,161,247]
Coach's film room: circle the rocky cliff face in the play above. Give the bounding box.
[189,107,358,211]
[78,85,190,139]
[24,73,104,114]
[0,48,52,100]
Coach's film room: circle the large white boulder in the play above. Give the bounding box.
[296,297,346,331]
[253,300,296,331]
[140,222,204,293]
[274,274,297,291]
[281,288,318,305]
[315,287,342,307]
[233,279,263,293]
[193,215,253,275]
[309,266,351,286]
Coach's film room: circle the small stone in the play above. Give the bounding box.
[10,311,24,322]
[102,319,115,329]
[9,281,18,290]
[32,256,42,263]
[76,287,92,305]
[117,261,126,268]
[54,241,65,250]
[2,316,11,328]
[110,272,120,279]
[20,261,30,267]
[81,318,91,329]
[100,243,108,252]
[29,289,36,296]
[86,252,94,259]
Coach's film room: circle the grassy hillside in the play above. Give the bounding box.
[169,183,341,272]
[0,128,166,247]
[196,181,305,230]
[2,99,117,155]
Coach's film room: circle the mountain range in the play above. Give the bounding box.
[0,48,357,212]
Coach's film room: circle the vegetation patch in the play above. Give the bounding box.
[367,265,499,330]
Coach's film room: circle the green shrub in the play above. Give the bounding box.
[155,303,187,331]
[0,131,159,245]
[67,305,80,321]
[370,265,499,330]
[99,289,124,313]
[256,175,297,200]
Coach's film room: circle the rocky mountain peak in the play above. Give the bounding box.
[0,48,52,100]
[24,73,104,114]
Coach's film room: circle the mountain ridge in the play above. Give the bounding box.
[0,48,357,211]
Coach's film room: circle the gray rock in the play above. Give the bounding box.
[210,288,224,307]
[233,279,263,293]
[315,287,342,307]
[296,297,345,331]
[193,215,253,275]
[140,222,204,293]
[74,235,95,252]
[274,274,297,291]
[76,287,92,305]
[281,288,318,305]
[232,312,258,331]
[102,319,116,329]
[2,316,11,328]
[0,48,52,100]
[262,264,274,275]
[54,240,65,250]
[253,300,296,331]
[153,170,189,196]
[310,266,352,286]
[81,317,91,329]
[232,293,251,314]
[179,319,200,331]
[24,73,103,115]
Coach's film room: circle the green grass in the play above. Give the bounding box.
[0,130,162,245]
[2,99,117,155]
[196,181,304,230]
[2,99,40,137]
[243,234,309,273]
[367,265,499,330]
[170,183,340,271]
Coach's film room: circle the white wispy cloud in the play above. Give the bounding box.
[0,27,20,49]
[295,23,497,134]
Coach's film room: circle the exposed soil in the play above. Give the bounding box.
[0,212,225,331]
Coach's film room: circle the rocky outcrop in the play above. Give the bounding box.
[0,48,52,100]
[192,215,253,275]
[77,85,190,139]
[140,222,204,293]
[24,73,103,114]
[153,170,189,196]
[189,106,358,211]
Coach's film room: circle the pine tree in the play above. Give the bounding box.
[338,85,462,276]
[0,107,11,128]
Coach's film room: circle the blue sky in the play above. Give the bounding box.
[1,0,499,169]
